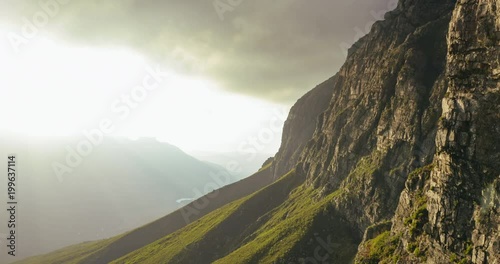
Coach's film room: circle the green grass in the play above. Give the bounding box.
[258,161,273,172]
[216,151,384,263]
[13,235,124,264]
[356,231,400,264]
[113,168,344,264]
[112,194,250,263]
[214,186,343,264]
[339,150,383,195]
[464,242,473,256]
[17,151,397,264]
[403,191,428,237]
[15,165,277,264]
[114,170,300,264]
[407,163,435,183]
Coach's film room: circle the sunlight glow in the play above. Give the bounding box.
[0,32,286,153]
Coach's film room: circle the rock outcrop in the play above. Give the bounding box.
[272,75,336,179]
[371,1,500,263]
[14,1,499,263]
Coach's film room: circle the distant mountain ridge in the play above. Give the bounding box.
[0,137,237,262]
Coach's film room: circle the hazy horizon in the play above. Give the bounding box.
[0,0,394,154]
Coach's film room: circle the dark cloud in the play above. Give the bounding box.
[3,0,395,103]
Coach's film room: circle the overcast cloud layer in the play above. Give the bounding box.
[2,0,396,103]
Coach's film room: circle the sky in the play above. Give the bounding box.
[0,0,395,153]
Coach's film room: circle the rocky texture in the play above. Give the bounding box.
[272,76,336,179]
[292,1,456,260]
[15,0,499,263]
[373,1,500,263]
[299,0,455,193]
[426,1,499,262]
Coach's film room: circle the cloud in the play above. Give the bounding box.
[2,0,393,103]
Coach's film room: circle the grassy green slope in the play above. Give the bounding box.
[16,151,380,264]
[113,169,305,263]
[214,152,386,263]
[14,165,275,264]
[112,194,249,263]
[12,236,122,264]
[213,187,342,264]
[113,152,385,263]
[113,168,361,264]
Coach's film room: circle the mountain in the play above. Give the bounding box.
[14,0,499,263]
[0,137,238,262]
[363,1,500,262]
[192,151,276,180]
[13,161,275,264]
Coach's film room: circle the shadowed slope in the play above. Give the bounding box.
[14,165,275,264]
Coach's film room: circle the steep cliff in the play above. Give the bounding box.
[272,75,336,179]
[358,1,500,263]
[14,0,499,263]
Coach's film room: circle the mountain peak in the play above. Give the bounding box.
[14,1,499,263]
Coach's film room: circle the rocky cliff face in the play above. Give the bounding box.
[108,0,498,262]
[272,75,336,179]
[375,1,500,263]
[15,1,499,263]
[276,0,499,263]
[278,0,456,250]
[429,1,500,262]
